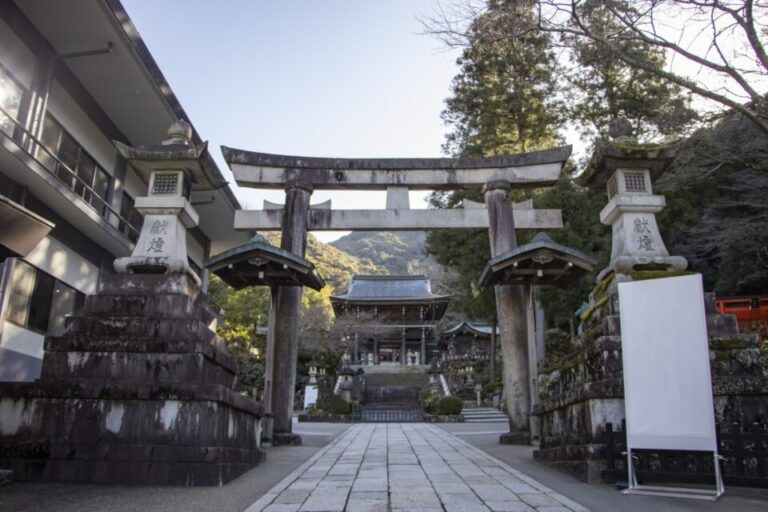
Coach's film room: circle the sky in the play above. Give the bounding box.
[121,0,462,242]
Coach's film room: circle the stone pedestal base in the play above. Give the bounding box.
[499,431,531,445]
[273,433,303,446]
[0,274,264,486]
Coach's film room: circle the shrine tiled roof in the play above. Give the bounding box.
[443,321,498,338]
[331,275,450,303]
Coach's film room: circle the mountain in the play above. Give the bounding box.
[330,231,443,277]
[262,232,386,294]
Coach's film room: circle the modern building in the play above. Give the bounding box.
[0,0,246,381]
[330,274,450,366]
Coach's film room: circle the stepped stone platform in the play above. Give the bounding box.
[462,406,509,423]
[0,274,264,486]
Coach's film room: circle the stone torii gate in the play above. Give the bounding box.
[222,146,571,443]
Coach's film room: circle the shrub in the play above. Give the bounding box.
[327,394,351,415]
[419,389,437,414]
[436,395,463,416]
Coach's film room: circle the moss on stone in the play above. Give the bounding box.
[580,296,609,323]
[626,270,696,281]
[710,337,750,351]
[591,274,615,302]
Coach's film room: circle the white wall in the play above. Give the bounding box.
[1,321,43,362]
[0,18,35,87]
[187,231,205,269]
[46,80,117,177]
[23,235,99,295]
[0,321,44,382]
[123,166,147,198]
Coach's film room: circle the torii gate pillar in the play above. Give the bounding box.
[484,181,530,443]
[271,179,313,445]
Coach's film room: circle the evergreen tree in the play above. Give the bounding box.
[427,0,563,322]
[568,0,697,141]
[442,0,562,157]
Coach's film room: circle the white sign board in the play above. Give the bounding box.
[618,274,717,452]
[303,385,318,410]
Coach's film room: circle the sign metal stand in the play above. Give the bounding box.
[624,449,725,501]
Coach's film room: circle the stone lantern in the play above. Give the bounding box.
[308,362,318,385]
[427,358,443,396]
[579,118,687,281]
[338,360,355,402]
[475,382,483,406]
[465,364,475,386]
[113,120,214,283]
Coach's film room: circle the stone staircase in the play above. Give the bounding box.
[355,365,428,422]
[461,407,509,423]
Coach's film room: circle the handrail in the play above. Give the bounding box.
[0,104,140,242]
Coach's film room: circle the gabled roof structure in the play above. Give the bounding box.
[205,236,325,291]
[479,233,596,287]
[331,275,451,321]
[443,321,498,338]
[332,275,450,303]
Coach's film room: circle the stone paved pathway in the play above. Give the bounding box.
[245,424,589,512]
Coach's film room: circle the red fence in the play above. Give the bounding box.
[716,296,768,342]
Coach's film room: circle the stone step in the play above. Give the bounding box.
[461,407,508,422]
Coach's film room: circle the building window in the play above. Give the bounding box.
[38,115,111,214]
[0,66,25,138]
[119,192,143,243]
[6,260,84,335]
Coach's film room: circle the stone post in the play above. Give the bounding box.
[270,180,312,445]
[401,328,407,365]
[420,327,426,365]
[484,180,530,444]
[262,287,278,444]
[526,285,541,440]
[489,316,498,382]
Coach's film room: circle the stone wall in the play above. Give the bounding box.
[532,272,768,483]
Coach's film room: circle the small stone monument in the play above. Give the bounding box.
[113,120,204,281]
[580,118,687,280]
[427,358,442,396]
[338,360,355,402]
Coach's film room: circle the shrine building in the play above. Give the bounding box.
[331,275,450,366]
[440,320,499,363]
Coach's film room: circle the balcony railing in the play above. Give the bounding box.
[0,104,140,243]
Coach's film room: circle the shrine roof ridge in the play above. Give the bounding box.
[443,320,498,337]
[332,273,450,302]
[221,146,572,171]
[352,274,428,281]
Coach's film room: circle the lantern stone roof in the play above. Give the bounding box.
[479,233,596,287]
[205,236,325,290]
[578,140,677,188]
[331,275,450,303]
[113,121,224,192]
